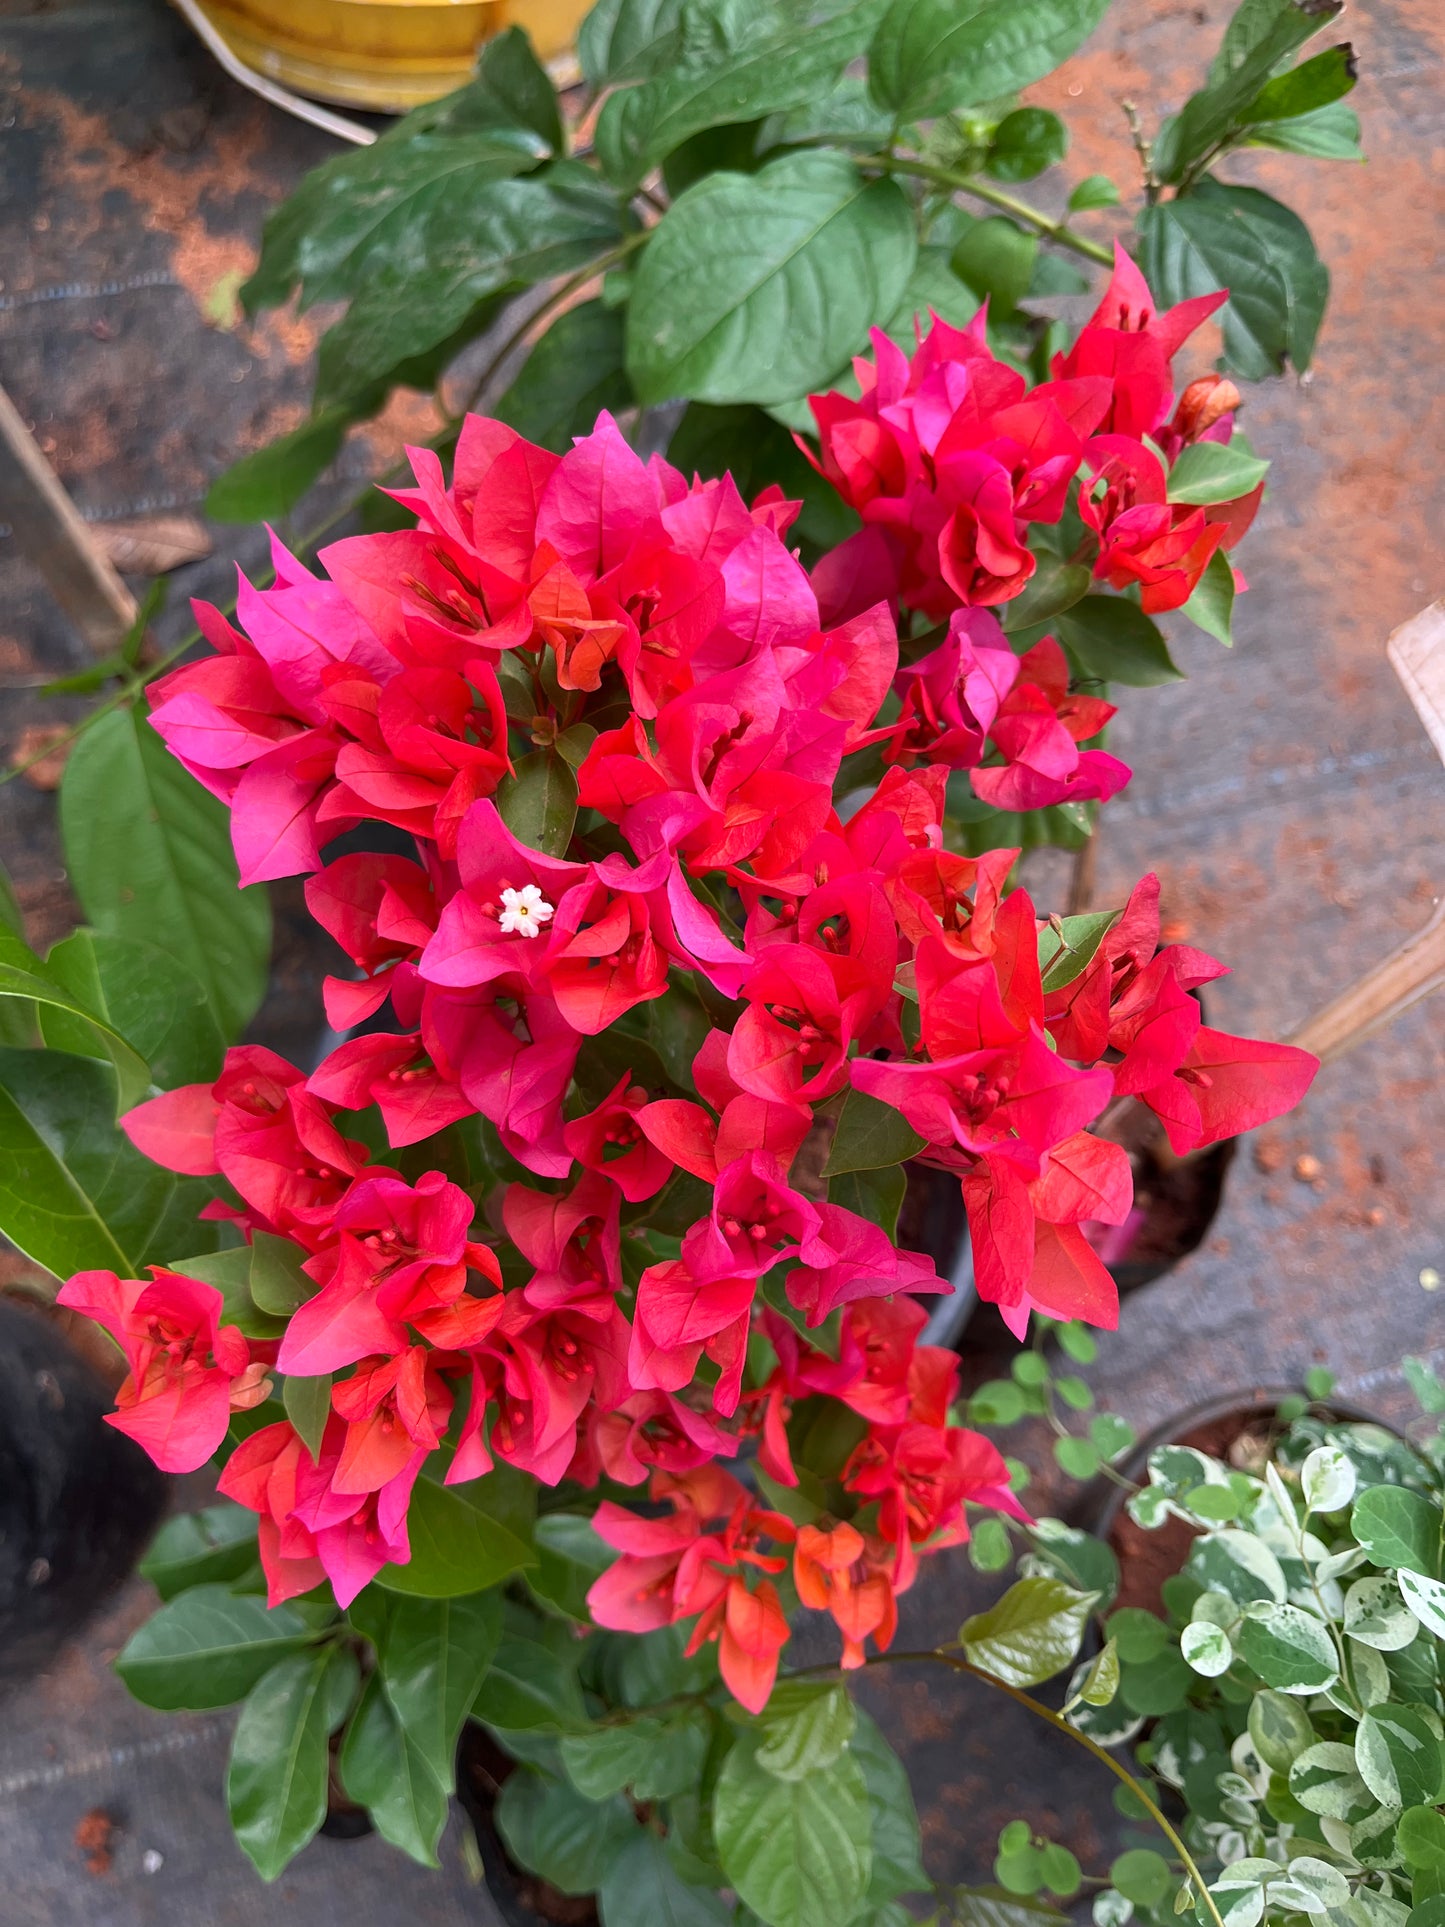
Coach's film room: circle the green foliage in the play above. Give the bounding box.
[377,1464,537,1596]
[961,1577,1097,1688]
[228,1647,358,1880]
[867,0,1112,122]
[714,1731,873,1927]
[117,1585,319,1710]
[824,1087,927,1174]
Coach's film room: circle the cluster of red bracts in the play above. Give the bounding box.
[59,255,1317,1704]
[809,245,1258,631]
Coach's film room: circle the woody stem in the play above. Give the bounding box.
[864,156,1116,266]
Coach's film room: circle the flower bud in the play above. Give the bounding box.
[1172,374,1242,445]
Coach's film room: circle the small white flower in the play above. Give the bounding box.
[498,883,554,938]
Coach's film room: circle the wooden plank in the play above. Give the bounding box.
[0,383,136,654]
[1387,599,1445,763]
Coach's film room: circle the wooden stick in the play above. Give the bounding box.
[1286,895,1445,1064]
[0,383,136,654]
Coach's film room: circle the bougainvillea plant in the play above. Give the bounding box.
[0,0,1357,1917]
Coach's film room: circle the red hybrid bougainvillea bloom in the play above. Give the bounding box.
[68,366,1315,1707]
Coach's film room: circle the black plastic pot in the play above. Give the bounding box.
[1077,1386,1390,1616]
[455,1724,598,1927]
[0,1296,166,1682]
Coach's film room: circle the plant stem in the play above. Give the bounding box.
[866,155,1115,265]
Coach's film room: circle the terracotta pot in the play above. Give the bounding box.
[186,0,588,113]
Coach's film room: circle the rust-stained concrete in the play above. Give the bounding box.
[1,0,1443,1908]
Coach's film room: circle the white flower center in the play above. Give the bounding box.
[498,884,554,938]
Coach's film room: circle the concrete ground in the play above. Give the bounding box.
[0,0,1443,1913]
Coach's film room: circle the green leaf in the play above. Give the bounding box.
[997,556,1091,632]
[139,1503,260,1601]
[496,300,632,453]
[1069,173,1120,212]
[1290,1740,1375,1822]
[1036,910,1119,993]
[1075,1639,1121,1709]
[1397,1569,1445,1641]
[0,926,150,1112]
[883,244,981,345]
[1398,1807,1445,1873]
[1025,1520,1119,1607]
[1235,1602,1339,1693]
[986,108,1068,183]
[1111,1849,1172,1909]
[1136,179,1329,379]
[1353,1488,1444,1575]
[600,1830,731,1926]
[1153,0,1342,184]
[1017,594,1181,687]
[378,1464,536,1597]
[171,1245,287,1340]
[578,0,691,88]
[250,1229,313,1318]
[1054,1436,1101,1479]
[496,1769,638,1893]
[560,1705,710,1801]
[1181,1621,1233,1677]
[1106,1607,1169,1664]
[1167,440,1270,506]
[1356,1707,1445,1811]
[627,151,915,407]
[1182,546,1237,646]
[117,1585,315,1710]
[1248,42,1357,124]
[60,705,271,1039]
[823,1087,926,1175]
[1246,99,1362,159]
[827,1163,907,1240]
[314,164,624,406]
[282,1374,331,1463]
[594,1,884,190]
[467,24,564,152]
[1345,1576,1420,1651]
[375,1589,501,1793]
[0,1047,217,1280]
[868,0,1110,120]
[950,1890,1069,1927]
[338,1672,448,1867]
[473,1627,587,1732]
[529,1512,615,1623]
[227,1647,357,1882]
[950,217,1038,320]
[205,405,357,523]
[714,1731,872,1927]
[961,1577,1096,1688]
[43,928,225,1091]
[496,749,580,857]
[1247,1688,1316,1772]
[755,1679,856,1781]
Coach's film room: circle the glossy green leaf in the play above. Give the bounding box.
[715,1731,872,1927]
[753,1679,855,1781]
[846,1709,926,1905]
[227,1647,358,1882]
[665,402,860,556]
[578,0,692,88]
[496,299,632,453]
[997,556,1091,632]
[1076,1638,1121,1707]
[378,1465,536,1597]
[170,1245,287,1340]
[827,1162,907,1240]
[339,1672,448,1867]
[496,1769,638,1893]
[561,1704,710,1801]
[1397,1568,1445,1642]
[599,1828,732,1927]
[0,1047,218,1280]
[250,1229,313,1318]
[314,164,624,405]
[43,928,225,1092]
[961,1577,1097,1688]
[986,107,1068,182]
[1249,41,1357,124]
[529,1512,614,1623]
[467,24,564,151]
[594,0,883,190]
[496,748,580,857]
[0,926,149,1112]
[950,217,1038,320]
[117,1585,316,1710]
[1246,99,1362,159]
[1111,1849,1172,1908]
[375,1589,501,1795]
[1037,910,1119,992]
[1167,440,1270,506]
[1236,1602,1338,1694]
[1354,1488,1443,1574]
[1137,179,1329,379]
[627,151,915,407]
[473,1628,587,1732]
[282,1374,331,1462]
[139,1503,260,1602]
[882,244,981,346]
[1022,595,1182,687]
[1398,1806,1445,1873]
[60,705,271,1039]
[1069,173,1120,211]
[868,0,1110,119]
[823,1087,926,1175]
[1356,1706,1444,1811]
[1182,545,1237,646]
[205,405,358,522]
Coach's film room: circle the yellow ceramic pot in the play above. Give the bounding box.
[188,0,586,113]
